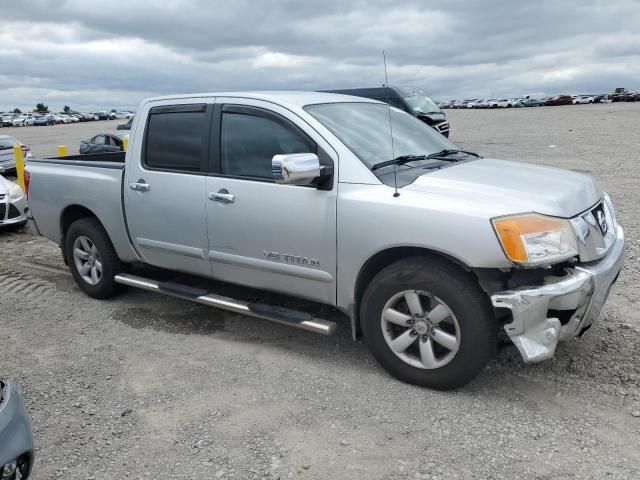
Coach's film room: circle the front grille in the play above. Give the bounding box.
[436,122,450,132]
[0,203,6,221]
[570,199,616,262]
[8,204,21,219]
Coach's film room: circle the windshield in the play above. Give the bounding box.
[305,102,458,168]
[402,95,441,114]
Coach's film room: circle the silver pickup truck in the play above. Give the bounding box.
[25,92,625,390]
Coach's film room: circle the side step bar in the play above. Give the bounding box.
[114,273,336,335]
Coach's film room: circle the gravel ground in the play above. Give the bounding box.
[1,103,639,479]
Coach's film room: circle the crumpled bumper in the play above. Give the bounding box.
[491,225,625,363]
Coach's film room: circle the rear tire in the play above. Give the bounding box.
[65,217,125,299]
[361,256,497,390]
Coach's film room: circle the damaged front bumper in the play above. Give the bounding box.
[491,225,625,363]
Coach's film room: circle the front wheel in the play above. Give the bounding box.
[65,217,125,298]
[361,256,497,390]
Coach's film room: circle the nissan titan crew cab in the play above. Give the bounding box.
[25,92,625,390]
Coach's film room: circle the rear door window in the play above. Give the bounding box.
[144,104,209,173]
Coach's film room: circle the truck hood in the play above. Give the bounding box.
[404,158,602,218]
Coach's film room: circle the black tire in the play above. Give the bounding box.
[361,256,497,390]
[65,217,125,299]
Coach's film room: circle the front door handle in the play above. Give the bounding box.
[129,179,150,192]
[208,189,235,204]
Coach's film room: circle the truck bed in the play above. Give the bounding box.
[26,151,140,263]
[30,151,125,167]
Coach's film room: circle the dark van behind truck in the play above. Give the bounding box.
[320,86,450,137]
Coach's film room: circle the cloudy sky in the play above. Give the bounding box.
[1,0,640,111]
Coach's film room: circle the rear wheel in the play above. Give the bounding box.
[65,217,125,298]
[361,256,497,390]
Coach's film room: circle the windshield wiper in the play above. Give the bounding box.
[372,149,480,171]
[426,149,480,160]
[371,154,430,170]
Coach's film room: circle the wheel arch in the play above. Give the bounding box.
[351,246,473,339]
[59,205,108,264]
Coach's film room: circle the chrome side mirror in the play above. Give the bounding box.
[272,153,321,185]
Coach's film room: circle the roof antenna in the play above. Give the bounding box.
[383,51,400,198]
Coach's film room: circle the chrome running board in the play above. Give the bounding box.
[114,273,336,335]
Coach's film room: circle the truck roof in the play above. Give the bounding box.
[142,91,381,109]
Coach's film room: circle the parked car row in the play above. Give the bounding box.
[439,90,640,109]
[609,87,640,102]
[439,94,613,109]
[0,110,134,128]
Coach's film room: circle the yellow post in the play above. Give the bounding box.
[123,136,129,152]
[13,145,25,189]
[57,145,68,157]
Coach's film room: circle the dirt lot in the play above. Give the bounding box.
[1,103,639,479]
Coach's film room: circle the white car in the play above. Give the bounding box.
[0,174,27,228]
[574,95,596,104]
[0,115,13,127]
[22,113,36,126]
[0,135,33,174]
[488,99,513,108]
[10,116,26,127]
[487,98,511,108]
[466,99,487,108]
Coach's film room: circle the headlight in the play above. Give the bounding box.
[603,193,617,224]
[7,183,24,199]
[492,213,578,266]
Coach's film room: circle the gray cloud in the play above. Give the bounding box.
[1,0,639,111]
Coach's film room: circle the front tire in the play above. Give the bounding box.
[65,217,125,298]
[361,256,497,390]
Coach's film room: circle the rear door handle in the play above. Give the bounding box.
[208,189,235,204]
[129,180,150,192]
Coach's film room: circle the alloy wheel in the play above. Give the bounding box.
[381,290,460,369]
[72,235,103,285]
